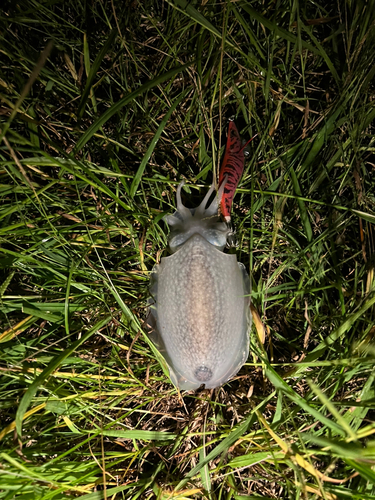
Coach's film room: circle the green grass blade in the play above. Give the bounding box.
[130,92,186,198]
[289,167,313,242]
[15,315,112,437]
[77,29,117,120]
[240,4,320,55]
[170,0,221,37]
[174,393,274,492]
[74,62,193,152]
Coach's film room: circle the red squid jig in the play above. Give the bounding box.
[219,121,256,224]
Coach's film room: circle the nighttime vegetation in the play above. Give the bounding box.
[1,1,375,498]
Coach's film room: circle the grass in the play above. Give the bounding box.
[1,0,375,498]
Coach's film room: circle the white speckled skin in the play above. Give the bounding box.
[148,181,251,390]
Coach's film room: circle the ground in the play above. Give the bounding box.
[1,1,375,499]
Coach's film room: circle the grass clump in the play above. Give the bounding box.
[1,0,375,498]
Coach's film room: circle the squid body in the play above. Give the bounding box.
[148,179,251,390]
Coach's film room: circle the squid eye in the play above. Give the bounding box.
[204,229,228,250]
[169,233,187,253]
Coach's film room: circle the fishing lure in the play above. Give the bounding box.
[219,121,255,225]
[148,180,251,390]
